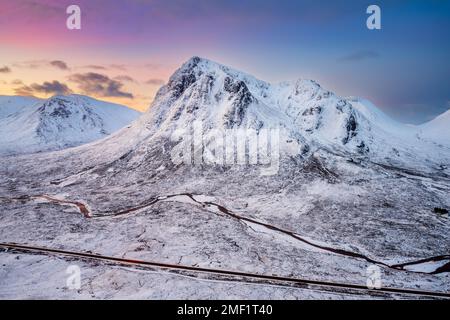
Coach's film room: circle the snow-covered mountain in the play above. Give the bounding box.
[1,57,449,299]
[147,56,358,146]
[0,96,42,118]
[418,109,450,145]
[3,57,446,172]
[123,56,449,173]
[0,94,141,155]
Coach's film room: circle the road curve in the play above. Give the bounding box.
[1,242,449,299]
[1,193,449,274]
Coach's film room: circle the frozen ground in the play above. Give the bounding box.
[0,57,449,299]
[0,148,449,299]
[0,251,388,300]
[0,94,140,155]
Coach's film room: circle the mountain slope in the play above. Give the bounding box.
[0,94,141,155]
[0,57,449,298]
[418,109,450,145]
[0,96,43,118]
[118,57,449,174]
[3,57,446,175]
[147,57,360,147]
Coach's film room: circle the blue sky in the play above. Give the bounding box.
[1,0,449,123]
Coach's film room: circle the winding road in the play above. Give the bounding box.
[1,242,449,299]
[1,192,449,276]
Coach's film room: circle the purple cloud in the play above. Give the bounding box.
[145,78,165,86]
[109,64,127,71]
[114,75,135,82]
[15,80,72,96]
[338,50,380,62]
[50,60,69,70]
[13,60,69,70]
[0,66,11,73]
[69,72,133,98]
[11,79,23,85]
[83,65,108,70]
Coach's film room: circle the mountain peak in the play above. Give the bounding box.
[418,108,450,145]
[0,95,140,155]
[173,56,221,79]
[143,57,450,172]
[180,56,223,70]
[148,58,361,149]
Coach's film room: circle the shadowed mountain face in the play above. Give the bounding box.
[0,94,141,155]
[107,56,449,176]
[0,57,449,299]
[1,57,449,185]
[146,57,363,146]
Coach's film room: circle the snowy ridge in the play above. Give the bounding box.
[2,57,448,173]
[0,96,43,118]
[139,57,366,161]
[418,109,450,145]
[136,57,449,172]
[0,94,141,155]
[1,58,449,299]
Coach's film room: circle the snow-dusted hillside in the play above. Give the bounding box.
[0,96,42,118]
[0,95,141,155]
[126,56,449,173]
[418,110,450,145]
[0,57,449,299]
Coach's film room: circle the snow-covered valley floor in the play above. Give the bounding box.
[1,57,449,300]
[0,147,449,299]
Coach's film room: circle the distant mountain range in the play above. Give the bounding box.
[0,94,140,155]
[105,56,448,174]
[1,57,449,298]
[1,57,448,166]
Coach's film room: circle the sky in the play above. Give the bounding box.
[0,0,449,124]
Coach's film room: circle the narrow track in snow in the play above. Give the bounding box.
[1,242,449,299]
[1,192,449,274]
